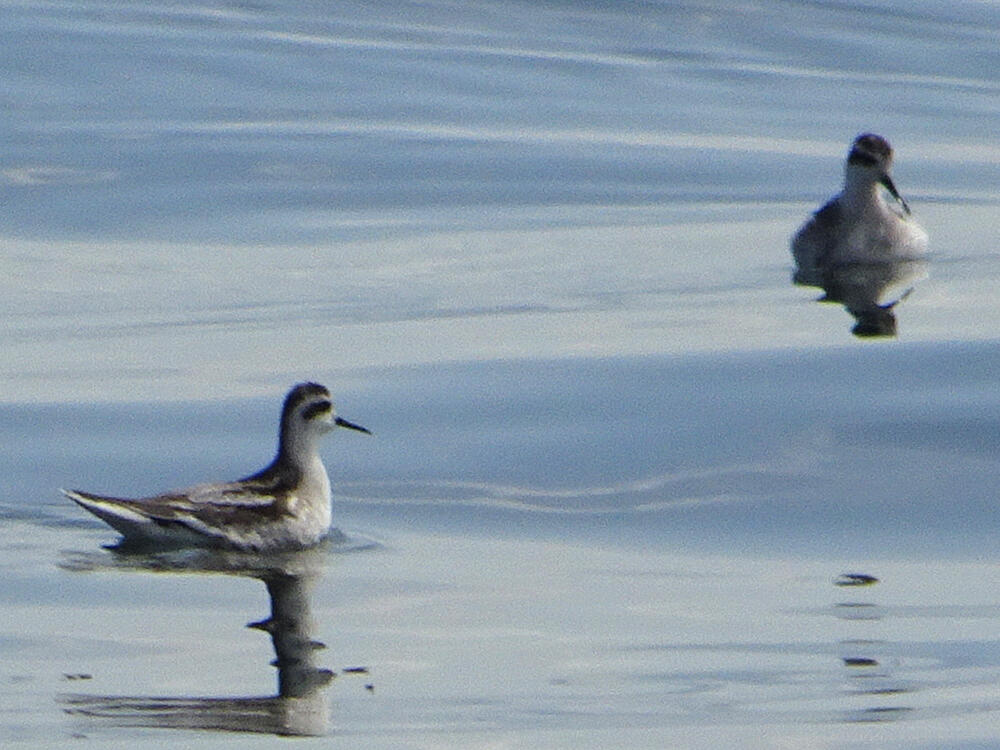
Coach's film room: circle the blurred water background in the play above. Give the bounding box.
[3,1,1000,747]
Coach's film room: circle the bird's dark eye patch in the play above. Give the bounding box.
[302,400,332,420]
[847,149,879,168]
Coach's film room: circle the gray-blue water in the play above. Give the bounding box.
[3,1,1000,747]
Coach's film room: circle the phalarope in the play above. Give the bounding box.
[792,133,928,278]
[63,383,370,551]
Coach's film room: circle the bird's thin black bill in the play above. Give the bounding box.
[879,174,911,215]
[336,417,372,434]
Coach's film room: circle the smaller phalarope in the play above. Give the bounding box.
[63,382,370,551]
[792,133,928,277]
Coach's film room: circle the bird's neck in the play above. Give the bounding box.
[842,172,884,214]
[276,428,322,473]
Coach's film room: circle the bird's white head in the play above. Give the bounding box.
[845,133,910,214]
[280,382,370,460]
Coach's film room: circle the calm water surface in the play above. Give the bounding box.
[3,0,1000,747]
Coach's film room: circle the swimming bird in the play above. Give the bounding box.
[792,133,928,282]
[63,382,370,551]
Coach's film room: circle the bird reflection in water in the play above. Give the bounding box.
[832,572,913,723]
[791,134,928,338]
[795,258,927,337]
[59,545,359,737]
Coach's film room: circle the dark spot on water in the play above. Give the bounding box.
[847,706,914,723]
[843,657,879,667]
[835,573,879,587]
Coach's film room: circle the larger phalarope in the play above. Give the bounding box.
[63,382,370,551]
[792,133,928,276]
